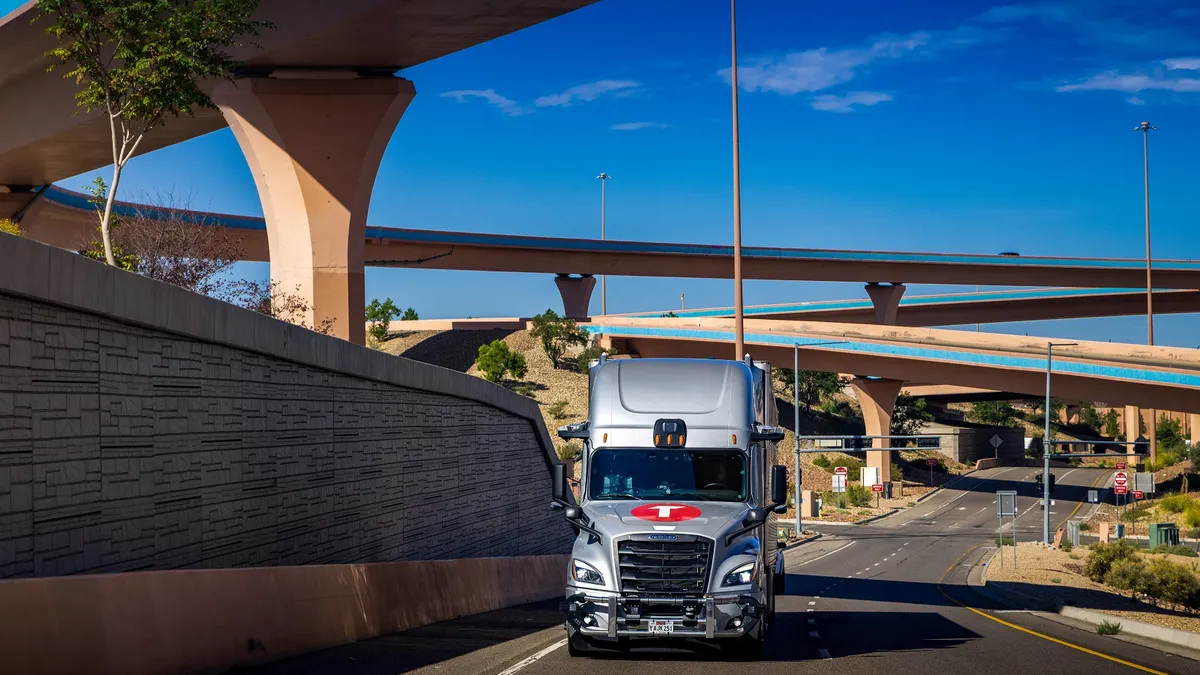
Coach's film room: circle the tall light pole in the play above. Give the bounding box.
[596,172,610,316]
[1136,121,1157,465]
[730,0,745,359]
[1043,341,1077,547]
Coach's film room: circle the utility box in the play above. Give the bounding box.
[1067,520,1081,547]
[800,489,819,518]
[1149,523,1180,548]
[1114,523,1126,539]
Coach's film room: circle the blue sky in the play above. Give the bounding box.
[17,0,1200,346]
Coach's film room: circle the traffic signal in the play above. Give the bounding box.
[1034,473,1056,494]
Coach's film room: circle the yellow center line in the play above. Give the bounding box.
[1062,470,1110,523]
[936,542,1168,675]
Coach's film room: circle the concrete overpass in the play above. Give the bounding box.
[0,0,597,343]
[15,185,1200,328]
[589,316,1200,481]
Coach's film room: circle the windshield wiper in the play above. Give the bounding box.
[597,493,640,500]
[664,493,720,501]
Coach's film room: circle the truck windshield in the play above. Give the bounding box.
[588,449,747,502]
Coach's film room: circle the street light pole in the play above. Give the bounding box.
[730,0,745,359]
[596,172,610,316]
[794,344,801,537]
[1043,341,1077,546]
[1137,121,1157,466]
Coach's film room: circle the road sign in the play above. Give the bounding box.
[861,466,880,486]
[1087,489,1099,503]
[997,490,1017,517]
[1134,472,1155,494]
[1133,490,1144,500]
[871,483,884,493]
[832,475,847,493]
[990,435,1003,449]
[926,458,939,466]
[1113,471,1128,487]
[1114,485,1128,495]
[1116,462,1127,470]
[834,466,848,476]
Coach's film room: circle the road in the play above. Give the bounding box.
[246,466,1198,675]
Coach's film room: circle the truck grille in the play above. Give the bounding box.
[617,537,712,597]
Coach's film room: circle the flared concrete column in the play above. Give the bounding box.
[1124,405,1141,464]
[850,377,905,486]
[214,76,415,344]
[1190,414,1200,446]
[555,274,596,319]
[865,283,905,325]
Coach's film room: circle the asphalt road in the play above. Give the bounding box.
[246,466,1199,675]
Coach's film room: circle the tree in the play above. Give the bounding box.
[0,218,23,237]
[222,279,335,334]
[103,186,241,293]
[38,0,268,267]
[1103,409,1123,440]
[1035,397,1066,422]
[475,339,527,383]
[775,368,847,410]
[529,309,587,367]
[365,298,401,342]
[891,393,934,436]
[401,307,419,321]
[969,400,1017,426]
[1157,414,1184,451]
[1079,402,1103,434]
[660,311,678,318]
[79,178,139,271]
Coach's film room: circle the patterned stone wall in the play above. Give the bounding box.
[0,283,572,578]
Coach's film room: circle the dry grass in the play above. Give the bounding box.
[985,542,1200,634]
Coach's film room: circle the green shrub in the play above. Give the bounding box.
[1160,494,1193,514]
[1061,540,1073,553]
[845,483,872,508]
[365,298,401,342]
[841,457,864,479]
[1121,505,1149,523]
[812,454,832,469]
[1143,557,1200,609]
[576,345,615,374]
[1078,522,1092,531]
[475,339,527,383]
[401,307,419,321]
[530,309,587,368]
[1150,544,1199,558]
[996,535,1015,546]
[556,442,582,462]
[1185,507,1200,529]
[548,400,570,419]
[513,383,537,398]
[1104,557,1148,592]
[1085,540,1141,582]
[890,463,904,482]
[1096,620,1122,635]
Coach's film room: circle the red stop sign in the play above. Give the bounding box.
[631,503,703,522]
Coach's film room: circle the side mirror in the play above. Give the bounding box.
[564,505,584,520]
[552,463,567,503]
[744,507,767,525]
[771,465,788,508]
[751,425,786,443]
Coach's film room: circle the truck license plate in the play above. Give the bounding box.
[648,620,675,635]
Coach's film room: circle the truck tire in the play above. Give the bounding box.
[566,625,590,657]
[727,633,764,661]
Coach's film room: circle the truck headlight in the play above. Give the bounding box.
[572,559,604,585]
[722,562,756,587]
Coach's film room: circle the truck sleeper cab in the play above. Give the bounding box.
[551,356,788,658]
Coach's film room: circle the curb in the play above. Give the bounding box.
[853,508,899,525]
[971,547,1200,655]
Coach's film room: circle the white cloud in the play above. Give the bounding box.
[534,80,640,107]
[609,122,669,131]
[1164,57,1200,70]
[1057,71,1200,93]
[440,89,529,116]
[810,91,894,113]
[1127,95,1146,105]
[976,3,1073,24]
[718,32,933,95]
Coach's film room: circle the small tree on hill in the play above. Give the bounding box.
[476,339,527,384]
[401,307,419,321]
[530,309,587,367]
[969,400,1017,426]
[38,0,268,268]
[1079,402,1103,434]
[1157,414,1184,451]
[1103,409,1123,440]
[365,298,401,342]
[891,393,934,437]
[775,368,846,410]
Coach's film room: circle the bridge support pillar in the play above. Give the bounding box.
[1124,405,1143,465]
[214,76,415,345]
[555,274,596,319]
[1191,414,1200,446]
[865,283,905,325]
[850,377,905,489]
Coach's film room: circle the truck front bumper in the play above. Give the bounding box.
[562,588,764,639]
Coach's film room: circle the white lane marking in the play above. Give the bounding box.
[958,506,966,510]
[818,648,832,659]
[807,608,815,612]
[814,596,821,599]
[809,631,822,639]
[854,571,862,575]
[904,542,909,546]
[873,563,879,567]
[795,541,857,568]
[807,618,816,625]
[497,638,567,675]
[808,601,817,605]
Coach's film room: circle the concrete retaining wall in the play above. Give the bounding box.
[0,554,569,675]
[0,233,574,577]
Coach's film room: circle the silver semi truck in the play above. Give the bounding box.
[551,356,788,658]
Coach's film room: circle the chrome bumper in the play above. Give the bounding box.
[563,588,764,639]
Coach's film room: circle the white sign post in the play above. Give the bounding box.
[834,467,848,518]
[997,490,1018,567]
[1114,471,1128,511]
